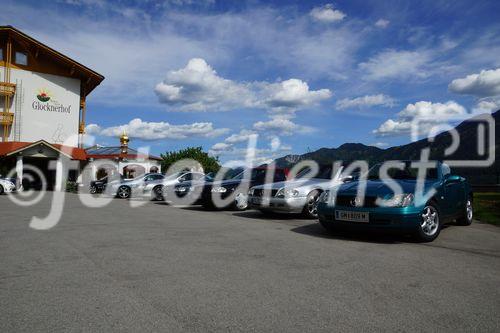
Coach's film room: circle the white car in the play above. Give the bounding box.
[0,177,18,194]
[248,165,348,218]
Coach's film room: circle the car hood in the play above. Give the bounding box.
[338,179,439,196]
[251,178,339,190]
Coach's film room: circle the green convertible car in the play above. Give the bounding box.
[317,161,473,242]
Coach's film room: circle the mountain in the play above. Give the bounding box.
[275,110,500,185]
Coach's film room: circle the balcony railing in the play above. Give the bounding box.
[0,112,14,125]
[0,82,16,97]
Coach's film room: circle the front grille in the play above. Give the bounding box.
[336,195,378,208]
[252,189,279,197]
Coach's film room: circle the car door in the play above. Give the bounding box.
[442,174,466,218]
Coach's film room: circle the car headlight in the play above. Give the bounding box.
[2,181,15,190]
[211,186,227,193]
[276,188,299,198]
[380,193,414,207]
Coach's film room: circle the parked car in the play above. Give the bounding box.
[195,167,289,210]
[89,175,116,194]
[0,176,18,194]
[248,165,347,218]
[317,161,473,242]
[163,173,214,203]
[106,173,165,199]
[154,171,208,201]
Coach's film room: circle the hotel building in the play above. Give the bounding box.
[0,26,161,188]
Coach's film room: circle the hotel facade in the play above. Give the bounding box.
[0,26,160,188]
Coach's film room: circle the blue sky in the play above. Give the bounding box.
[2,0,500,165]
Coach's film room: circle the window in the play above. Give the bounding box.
[0,48,3,61]
[192,173,205,180]
[15,51,28,66]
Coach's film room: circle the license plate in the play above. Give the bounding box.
[335,210,369,223]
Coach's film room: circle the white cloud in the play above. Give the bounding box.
[373,101,467,137]
[448,68,500,97]
[86,118,229,141]
[359,49,431,81]
[210,142,233,153]
[155,59,332,113]
[310,4,346,23]
[472,97,500,114]
[224,130,257,144]
[253,115,315,136]
[375,19,390,28]
[154,58,254,111]
[263,79,332,109]
[336,94,396,109]
[370,142,389,148]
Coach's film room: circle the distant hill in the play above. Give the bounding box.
[275,110,500,185]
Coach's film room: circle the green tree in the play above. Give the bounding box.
[160,147,221,174]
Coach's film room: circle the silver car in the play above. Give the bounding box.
[109,171,207,200]
[248,165,346,218]
[107,173,165,199]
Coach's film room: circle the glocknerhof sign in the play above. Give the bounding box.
[32,88,72,114]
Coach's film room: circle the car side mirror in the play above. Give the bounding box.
[341,175,353,183]
[444,174,461,184]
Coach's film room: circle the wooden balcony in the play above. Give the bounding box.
[0,112,14,125]
[0,82,16,97]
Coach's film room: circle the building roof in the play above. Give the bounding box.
[0,140,87,160]
[85,146,162,161]
[0,25,104,96]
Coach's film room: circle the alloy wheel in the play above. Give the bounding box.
[421,205,439,236]
[235,192,248,210]
[466,200,473,221]
[89,185,97,194]
[153,186,163,200]
[118,186,130,199]
[307,195,320,217]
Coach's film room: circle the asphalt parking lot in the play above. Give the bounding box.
[1,193,499,332]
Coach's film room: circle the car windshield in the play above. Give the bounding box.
[366,162,439,180]
[295,165,335,180]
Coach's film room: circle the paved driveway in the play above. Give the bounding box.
[1,194,499,332]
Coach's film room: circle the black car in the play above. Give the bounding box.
[89,175,123,194]
[189,167,288,211]
[89,176,108,194]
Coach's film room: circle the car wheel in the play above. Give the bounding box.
[456,196,473,226]
[89,185,97,194]
[302,190,321,219]
[151,185,164,201]
[117,186,131,199]
[416,203,441,242]
[0,185,4,195]
[234,192,248,211]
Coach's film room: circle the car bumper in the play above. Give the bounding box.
[317,203,422,231]
[2,186,18,193]
[248,195,307,213]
